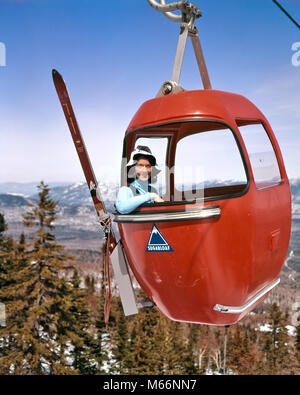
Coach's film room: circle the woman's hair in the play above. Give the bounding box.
[126,155,159,184]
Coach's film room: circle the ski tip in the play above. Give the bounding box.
[52,68,61,79]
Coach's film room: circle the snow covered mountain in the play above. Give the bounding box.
[33,181,120,212]
[0,181,119,211]
[0,181,120,248]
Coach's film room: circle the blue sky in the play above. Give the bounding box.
[0,0,299,184]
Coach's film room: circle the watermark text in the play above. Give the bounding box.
[0,42,6,67]
[292,42,300,66]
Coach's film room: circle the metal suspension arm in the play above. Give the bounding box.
[189,27,212,90]
[148,0,211,91]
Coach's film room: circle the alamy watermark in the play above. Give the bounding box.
[291,42,300,66]
[0,42,6,67]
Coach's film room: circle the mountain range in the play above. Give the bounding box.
[0,181,119,248]
[0,181,119,210]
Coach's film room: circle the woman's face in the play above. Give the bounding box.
[135,158,152,182]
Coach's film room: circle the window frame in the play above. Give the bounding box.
[122,118,251,206]
[236,119,283,191]
[173,125,249,199]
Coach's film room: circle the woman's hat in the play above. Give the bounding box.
[126,145,158,168]
[125,145,161,181]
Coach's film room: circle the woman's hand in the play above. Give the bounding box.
[150,193,164,203]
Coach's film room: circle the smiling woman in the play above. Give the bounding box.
[115,145,164,214]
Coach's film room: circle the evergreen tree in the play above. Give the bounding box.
[262,303,292,374]
[110,300,130,374]
[92,244,111,374]
[56,269,96,374]
[163,320,190,374]
[227,324,258,375]
[112,306,166,375]
[0,214,31,374]
[0,214,13,373]
[0,212,16,290]
[181,324,200,374]
[0,182,78,374]
[0,211,6,237]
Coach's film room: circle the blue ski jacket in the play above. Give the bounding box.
[115,179,154,214]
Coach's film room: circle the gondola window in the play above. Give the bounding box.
[238,122,281,189]
[174,125,248,201]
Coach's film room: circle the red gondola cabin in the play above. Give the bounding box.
[114,89,291,325]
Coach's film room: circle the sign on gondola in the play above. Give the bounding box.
[146,225,174,252]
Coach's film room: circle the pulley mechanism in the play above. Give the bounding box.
[147,0,212,96]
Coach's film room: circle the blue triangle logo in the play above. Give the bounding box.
[146,225,174,252]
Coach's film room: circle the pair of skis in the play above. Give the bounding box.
[52,70,116,323]
[52,69,116,252]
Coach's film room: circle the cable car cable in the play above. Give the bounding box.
[272,0,300,30]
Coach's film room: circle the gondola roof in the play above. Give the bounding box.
[126,89,265,132]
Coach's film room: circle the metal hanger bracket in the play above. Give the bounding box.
[148,0,212,96]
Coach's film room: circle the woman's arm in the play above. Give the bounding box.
[116,186,153,214]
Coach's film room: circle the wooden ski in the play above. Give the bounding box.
[52,69,116,253]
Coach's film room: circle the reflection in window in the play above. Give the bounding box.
[174,127,247,201]
[238,123,281,189]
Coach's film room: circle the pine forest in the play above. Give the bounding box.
[0,182,299,375]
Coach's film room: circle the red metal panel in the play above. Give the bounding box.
[126,90,265,132]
